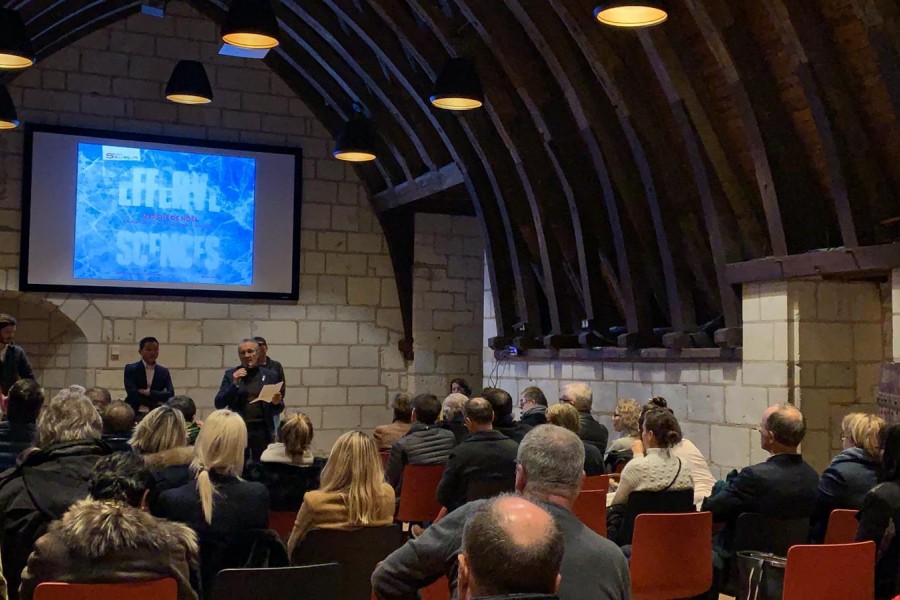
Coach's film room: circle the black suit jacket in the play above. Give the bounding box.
[123,361,175,414]
[579,412,609,454]
[436,430,519,512]
[0,345,34,396]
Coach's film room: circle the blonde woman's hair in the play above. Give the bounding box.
[319,431,384,526]
[547,402,581,434]
[842,412,885,460]
[192,409,247,525]
[37,385,102,448]
[615,398,642,436]
[280,412,314,461]
[130,405,188,454]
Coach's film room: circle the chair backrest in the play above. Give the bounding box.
[583,474,611,493]
[630,512,713,600]
[573,490,607,537]
[732,513,810,556]
[782,542,875,600]
[291,525,405,600]
[617,488,695,545]
[34,579,177,600]
[465,477,516,502]
[212,564,341,600]
[269,510,296,541]
[395,464,445,523]
[420,575,451,600]
[824,509,860,545]
[379,451,390,469]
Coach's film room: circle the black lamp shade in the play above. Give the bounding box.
[222,0,279,49]
[0,86,18,129]
[430,58,483,111]
[333,115,377,162]
[165,60,213,105]
[594,1,667,27]
[0,9,34,69]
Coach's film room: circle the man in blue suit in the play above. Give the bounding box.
[123,336,175,419]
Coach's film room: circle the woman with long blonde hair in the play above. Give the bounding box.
[130,404,193,510]
[287,430,394,556]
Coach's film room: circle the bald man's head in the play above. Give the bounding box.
[458,495,563,599]
[760,403,805,452]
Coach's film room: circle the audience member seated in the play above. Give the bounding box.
[438,393,469,445]
[605,397,640,470]
[456,496,563,600]
[545,402,604,476]
[450,378,471,397]
[168,395,202,445]
[856,423,900,600]
[374,393,413,450]
[518,386,548,427]
[130,404,194,510]
[810,412,883,543]
[85,387,111,415]
[287,431,394,556]
[384,393,456,493]
[607,408,693,543]
[0,379,43,472]
[373,425,629,600]
[560,383,608,453]
[481,387,532,443]
[436,398,519,512]
[245,412,323,512]
[19,452,199,600]
[0,385,110,600]
[701,404,818,585]
[101,400,135,453]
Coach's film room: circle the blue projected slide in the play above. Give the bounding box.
[73,143,256,286]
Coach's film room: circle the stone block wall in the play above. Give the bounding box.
[0,2,484,452]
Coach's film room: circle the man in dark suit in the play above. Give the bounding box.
[0,314,34,397]
[215,338,284,460]
[561,382,608,453]
[123,336,174,419]
[481,387,532,443]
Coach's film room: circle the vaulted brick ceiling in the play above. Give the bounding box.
[8,0,900,352]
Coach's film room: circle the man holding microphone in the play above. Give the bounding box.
[214,338,283,460]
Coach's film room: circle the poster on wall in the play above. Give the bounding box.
[877,363,900,423]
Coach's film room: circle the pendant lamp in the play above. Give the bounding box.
[594,1,668,28]
[0,9,34,69]
[430,58,483,111]
[165,60,213,105]
[222,0,279,50]
[333,113,377,162]
[0,86,19,129]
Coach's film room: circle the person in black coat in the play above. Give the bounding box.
[0,379,43,472]
[560,383,608,453]
[214,339,283,461]
[123,337,175,418]
[481,387,532,443]
[438,394,469,445]
[518,386,548,428]
[436,398,519,513]
[546,403,605,476]
[0,315,34,397]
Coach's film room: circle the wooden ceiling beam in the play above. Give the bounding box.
[372,162,464,212]
[726,243,900,283]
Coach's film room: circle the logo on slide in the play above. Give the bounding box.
[101,145,141,161]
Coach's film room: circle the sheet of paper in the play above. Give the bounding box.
[250,382,283,403]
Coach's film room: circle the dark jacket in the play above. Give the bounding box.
[578,413,609,454]
[19,498,199,600]
[258,357,286,398]
[520,406,547,428]
[101,432,132,454]
[371,497,631,600]
[214,366,283,459]
[583,442,606,476]
[0,345,33,396]
[701,453,819,554]
[494,415,532,444]
[856,480,900,600]
[384,423,456,492]
[437,418,469,446]
[0,439,111,600]
[243,457,324,512]
[810,447,879,543]
[142,446,195,512]
[0,422,34,472]
[123,361,175,415]
[436,431,519,512]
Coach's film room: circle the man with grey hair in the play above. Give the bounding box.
[457,495,564,600]
[215,338,283,460]
[0,384,111,600]
[560,383,608,453]
[372,425,630,600]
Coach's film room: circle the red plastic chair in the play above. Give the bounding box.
[630,512,712,600]
[420,576,450,600]
[823,508,859,545]
[34,579,177,600]
[583,474,611,493]
[269,510,296,541]
[572,490,607,537]
[379,451,390,469]
[395,464,445,523]
[782,541,875,600]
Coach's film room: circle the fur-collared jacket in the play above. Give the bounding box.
[18,498,199,600]
[142,446,195,511]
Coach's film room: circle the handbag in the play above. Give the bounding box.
[736,550,785,600]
